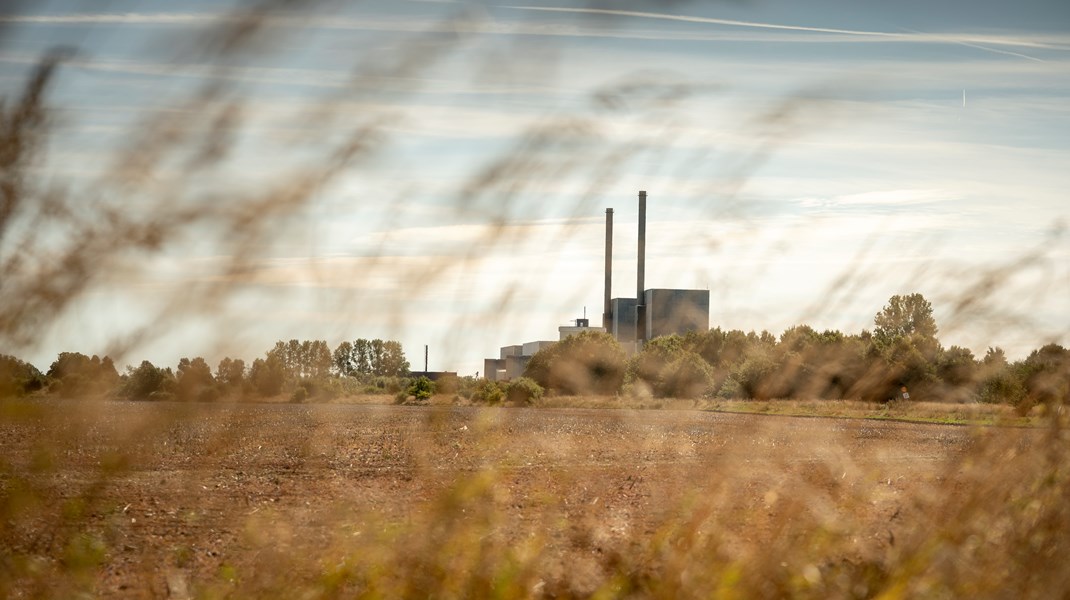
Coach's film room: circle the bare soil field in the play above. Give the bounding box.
[0,400,1057,598]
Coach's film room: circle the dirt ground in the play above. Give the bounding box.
[0,400,1036,597]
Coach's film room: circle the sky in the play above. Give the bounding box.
[2,0,1068,374]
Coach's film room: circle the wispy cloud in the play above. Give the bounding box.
[0,13,219,25]
[8,11,1070,53]
[502,5,1070,60]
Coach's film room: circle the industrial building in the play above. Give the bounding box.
[483,191,709,381]
[484,340,557,382]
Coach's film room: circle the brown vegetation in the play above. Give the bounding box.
[3,400,1068,598]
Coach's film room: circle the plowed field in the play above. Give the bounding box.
[1,400,1031,597]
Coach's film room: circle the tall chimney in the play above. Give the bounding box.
[636,190,647,347]
[602,208,613,330]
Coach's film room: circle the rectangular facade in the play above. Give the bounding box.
[610,297,637,343]
[644,289,710,340]
[522,340,555,356]
[484,358,505,381]
[499,345,523,360]
[505,355,530,380]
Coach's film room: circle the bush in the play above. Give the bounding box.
[506,377,543,405]
[659,352,715,399]
[318,377,346,401]
[733,353,778,399]
[978,370,1025,405]
[290,386,308,403]
[121,361,173,400]
[525,331,626,395]
[407,376,435,401]
[0,354,46,399]
[471,379,505,405]
[716,375,745,399]
[455,376,478,400]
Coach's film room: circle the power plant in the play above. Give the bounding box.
[484,191,709,381]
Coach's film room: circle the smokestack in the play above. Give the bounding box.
[636,190,647,347]
[424,345,428,372]
[603,208,613,330]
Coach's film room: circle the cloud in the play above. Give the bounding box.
[823,189,961,207]
[502,6,1070,60]
[9,10,1070,54]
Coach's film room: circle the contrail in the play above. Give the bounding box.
[503,6,1051,62]
[504,6,908,37]
[944,38,1046,63]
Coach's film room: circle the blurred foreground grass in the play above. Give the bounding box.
[1,399,1068,598]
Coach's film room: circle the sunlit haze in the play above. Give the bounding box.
[3,0,1068,373]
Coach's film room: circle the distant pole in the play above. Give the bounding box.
[603,207,613,331]
[636,190,647,347]
[424,345,428,373]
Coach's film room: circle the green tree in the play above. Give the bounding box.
[333,341,355,376]
[937,346,977,387]
[216,357,245,387]
[307,340,333,379]
[873,293,939,352]
[370,339,386,376]
[381,340,410,377]
[982,347,1008,369]
[863,294,942,399]
[249,353,285,396]
[47,352,120,397]
[0,354,45,398]
[176,357,216,402]
[353,339,371,375]
[287,339,303,376]
[121,360,173,400]
[1019,344,1070,411]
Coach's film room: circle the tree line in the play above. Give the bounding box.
[2,294,1067,409]
[0,338,412,403]
[522,293,1069,412]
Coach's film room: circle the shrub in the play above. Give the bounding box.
[506,377,543,405]
[660,352,716,399]
[407,376,435,401]
[978,370,1025,405]
[717,375,745,399]
[471,379,505,405]
[455,376,478,400]
[525,331,626,395]
[290,386,308,403]
[733,353,778,399]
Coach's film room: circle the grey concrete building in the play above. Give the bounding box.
[610,297,638,343]
[643,288,710,341]
[485,341,556,381]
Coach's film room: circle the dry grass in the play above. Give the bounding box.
[1,399,1067,598]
